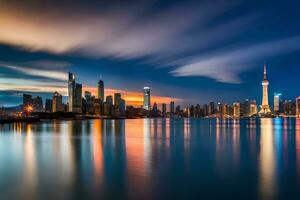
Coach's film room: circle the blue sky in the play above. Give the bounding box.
[0,0,300,107]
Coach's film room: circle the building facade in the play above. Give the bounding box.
[52,91,63,112]
[143,87,151,110]
[98,79,104,102]
[296,97,300,117]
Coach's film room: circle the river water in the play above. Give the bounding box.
[0,118,300,199]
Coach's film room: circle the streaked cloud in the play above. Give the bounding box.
[0,63,68,81]
[0,0,299,86]
[171,35,300,83]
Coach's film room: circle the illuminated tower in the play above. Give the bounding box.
[98,79,104,102]
[259,64,271,114]
[143,87,151,110]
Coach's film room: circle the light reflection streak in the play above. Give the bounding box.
[22,124,37,199]
[232,119,240,166]
[296,118,300,178]
[92,120,104,181]
[258,118,276,199]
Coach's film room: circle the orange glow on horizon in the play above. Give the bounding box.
[83,86,180,107]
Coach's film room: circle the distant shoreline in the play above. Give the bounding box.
[0,115,298,124]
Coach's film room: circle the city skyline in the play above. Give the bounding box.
[1,0,300,107]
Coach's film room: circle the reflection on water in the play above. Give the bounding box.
[258,118,276,199]
[0,118,300,199]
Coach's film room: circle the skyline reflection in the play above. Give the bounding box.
[0,118,300,199]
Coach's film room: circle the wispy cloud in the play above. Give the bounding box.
[171,35,300,83]
[0,0,240,60]
[0,63,68,81]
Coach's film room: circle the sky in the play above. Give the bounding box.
[0,0,300,107]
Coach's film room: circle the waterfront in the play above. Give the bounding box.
[0,118,300,199]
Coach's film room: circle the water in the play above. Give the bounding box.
[0,118,300,200]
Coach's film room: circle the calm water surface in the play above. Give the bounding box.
[0,118,300,200]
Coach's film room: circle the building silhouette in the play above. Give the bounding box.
[98,79,104,102]
[45,99,53,113]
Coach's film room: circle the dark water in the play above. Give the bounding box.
[0,118,300,200]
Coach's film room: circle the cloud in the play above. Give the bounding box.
[0,0,240,59]
[0,63,68,81]
[171,35,300,83]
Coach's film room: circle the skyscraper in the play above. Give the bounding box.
[45,99,53,113]
[170,101,175,114]
[250,100,258,116]
[259,64,271,114]
[274,93,282,115]
[233,102,240,118]
[52,91,63,112]
[296,96,300,117]
[209,101,215,116]
[73,83,82,113]
[98,79,104,102]
[32,96,43,112]
[114,93,121,106]
[143,87,151,110]
[68,72,76,112]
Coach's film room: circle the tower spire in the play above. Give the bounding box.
[264,63,267,80]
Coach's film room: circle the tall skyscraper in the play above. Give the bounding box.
[68,72,76,112]
[98,79,104,102]
[259,64,271,114]
[296,96,300,117]
[274,93,282,115]
[52,91,63,112]
[143,87,151,110]
[170,101,175,114]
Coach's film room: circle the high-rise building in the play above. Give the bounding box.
[114,93,122,106]
[73,83,82,113]
[106,95,113,105]
[250,100,258,116]
[98,79,104,102]
[170,101,175,114]
[45,99,53,113]
[162,103,166,116]
[242,99,250,117]
[283,100,295,116]
[143,87,151,110]
[274,93,282,115]
[296,97,300,117]
[68,72,76,112]
[233,102,240,118]
[259,64,271,114]
[52,91,63,112]
[85,91,92,101]
[32,96,43,112]
[209,101,215,116]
